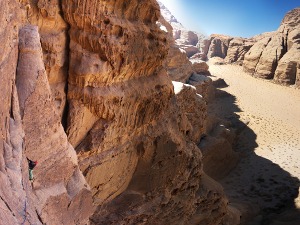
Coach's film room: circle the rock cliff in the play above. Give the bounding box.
[243,8,300,86]
[0,2,94,222]
[0,0,239,224]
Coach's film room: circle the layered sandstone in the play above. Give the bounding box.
[62,0,234,223]
[17,25,94,225]
[158,13,194,82]
[0,0,240,224]
[225,38,255,64]
[0,3,94,222]
[244,8,300,85]
[26,0,70,118]
[206,35,233,59]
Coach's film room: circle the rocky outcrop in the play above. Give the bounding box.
[62,0,235,223]
[0,0,241,224]
[244,8,300,85]
[0,3,94,221]
[17,25,94,225]
[158,1,206,59]
[158,14,194,82]
[206,35,233,59]
[225,38,255,64]
[26,0,70,118]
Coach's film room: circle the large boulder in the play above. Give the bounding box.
[207,35,233,59]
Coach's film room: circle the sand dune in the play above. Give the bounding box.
[208,63,300,225]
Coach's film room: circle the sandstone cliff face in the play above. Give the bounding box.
[225,38,255,64]
[26,0,70,118]
[0,0,238,224]
[61,0,233,223]
[17,25,94,225]
[244,8,300,85]
[158,12,194,82]
[206,35,233,59]
[0,1,94,222]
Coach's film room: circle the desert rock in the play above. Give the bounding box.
[16,25,94,225]
[26,0,70,118]
[244,8,300,85]
[206,34,233,59]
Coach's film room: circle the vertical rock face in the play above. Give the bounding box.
[158,1,206,59]
[0,1,33,224]
[0,0,237,224]
[60,0,232,224]
[244,8,300,85]
[62,0,174,202]
[26,0,69,118]
[225,38,255,64]
[206,35,233,59]
[16,25,94,225]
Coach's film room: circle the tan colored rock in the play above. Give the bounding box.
[16,25,94,225]
[61,0,235,224]
[173,82,206,143]
[188,74,214,102]
[158,1,205,59]
[244,8,300,84]
[158,5,194,82]
[167,46,194,82]
[26,0,69,118]
[207,34,233,59]
[0,1,39,224]
[192,60,209,74]
[243,37,272,74]
[225,38,255,64]
[274,47,300,85]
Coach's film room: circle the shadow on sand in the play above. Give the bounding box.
[209,86,300,225]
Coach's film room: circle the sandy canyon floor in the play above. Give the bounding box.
[208,62,300,225]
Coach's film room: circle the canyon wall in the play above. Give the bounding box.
[0,0,240,224]
[244,7,300,86]
[0,2,94,224]
[203,8,300,87]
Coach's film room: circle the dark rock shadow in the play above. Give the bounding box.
[208,87,300,225]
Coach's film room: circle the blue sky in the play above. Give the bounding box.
[159,0,300,37]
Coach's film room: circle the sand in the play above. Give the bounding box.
[208,62,300,225]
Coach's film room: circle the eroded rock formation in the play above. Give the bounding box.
[0,0,240,224]
[158,1,206,59]
[0,7,94,223]
[244,8,300,85]
[17,25,94,225]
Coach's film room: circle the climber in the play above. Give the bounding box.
[27,157,37,182]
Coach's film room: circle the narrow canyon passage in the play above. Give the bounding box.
[208,63,300,224]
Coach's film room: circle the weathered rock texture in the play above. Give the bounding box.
[61,0,234,223]
[0,3,94,223]
[225,38,255,64]
[16,25,94,225]
[206,35,233,59]
[26,0,70,118]
[0,0,240,224]
[158,1,206,59]
[244,8,300,85]
[158,13,194,82]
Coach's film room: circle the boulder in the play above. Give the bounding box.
[207,35,233,59]
[192,61,209,74]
